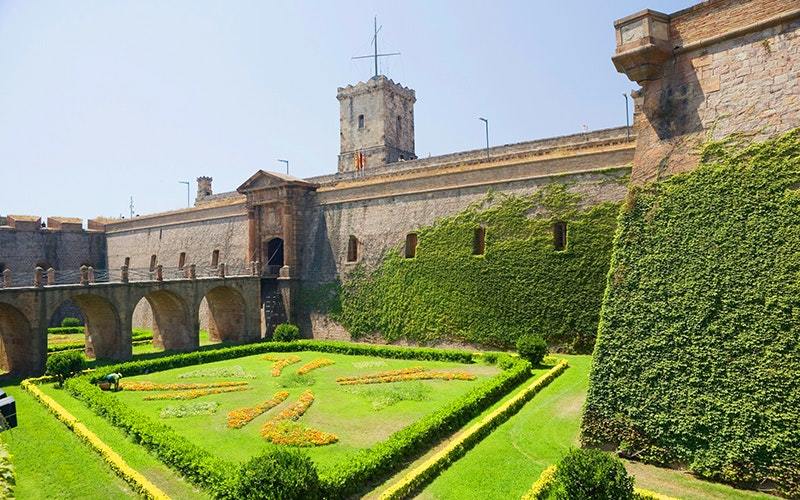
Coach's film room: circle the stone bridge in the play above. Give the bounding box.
[0,272,262,376]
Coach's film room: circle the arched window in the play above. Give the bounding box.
[211,249,220,268]
[473,227,486,255]
[358,114,365,129]
[405,233,418,259]
[347,236,359,263]
[149,255,157,271]
[553,222,567,251]
[178,252,186,269]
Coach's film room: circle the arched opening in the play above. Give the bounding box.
[405,233,418,259]
[265,238,284,274]
[347,235,359,263]
[48,295,124,361]
[0,302,39,376]
[202,286,247,344]
[133,290,195,352]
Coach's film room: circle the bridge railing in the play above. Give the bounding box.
[0,261,261,289]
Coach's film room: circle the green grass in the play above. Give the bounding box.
[50,329,217,356]
[418,355,777,500]
[98,351,500,475]
[0,383,133,500]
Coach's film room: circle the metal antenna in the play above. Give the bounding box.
[129,196,134,218]
[352,16,400,78]
[277,159,289,175]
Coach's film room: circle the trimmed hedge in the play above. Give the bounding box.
[48,326,84,335]
[61,317,82,328]
[583,130,800,497]
[65,340,528,498]
[0,439,14,499]
[330,186,622,352]
[233,448,320,499]
[47,329,154,354]
[272,323,300,342]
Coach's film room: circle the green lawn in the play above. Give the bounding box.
[102,350,499,474]
[418,355,777,500]
[0,383,133,499]
[49,329,217,356]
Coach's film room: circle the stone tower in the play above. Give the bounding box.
[337,76,416,173]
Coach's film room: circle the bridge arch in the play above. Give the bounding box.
[137,290,195,352]
[48,294,125,360]
[203,285,248,343]
[0,302,38,375]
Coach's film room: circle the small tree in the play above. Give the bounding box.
[516,334,548,365]
[273,323,300,342]
[550,448,635,500]
[60,317,82,328]
[233,447,319,499]
[46,351,87,387]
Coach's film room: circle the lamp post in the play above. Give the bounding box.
[277,159,289,175]
[179,181,190,207]
[478,117,489,159]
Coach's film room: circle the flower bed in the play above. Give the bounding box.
[120,381,248,391]
[338,370,476,386]
[260,391,338,447]
[160,401,220,419]
[263,355,301,377]
[227,391,289,429]
[178,366,254,379]
[297,358,335,375]
[337,367,425,383]
[144,386,250,401]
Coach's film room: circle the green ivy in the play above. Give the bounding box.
[582,130,800,497]
[333,186,620,352]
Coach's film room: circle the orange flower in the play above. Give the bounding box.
[120,381,248,391]
[296,358,335,375]
[263,355,301,377]
[336,366,425,383]
[258,390,338,446]
[336,370,476,386]
[143,385,250,400]
[227,391,289,429]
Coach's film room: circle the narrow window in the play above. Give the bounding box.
[124,257,130,268]
[358,114,365,129]
[405,233,418,259]
[149,255,157,271]
[347,236,358,262]
[397,116,402,134]
[178,252,186,269]
[0,263,5,274]
[211,249,220,268]
[473,227,486,255]
[553,222,567,251]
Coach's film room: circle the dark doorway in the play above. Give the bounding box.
[265,238,284,274]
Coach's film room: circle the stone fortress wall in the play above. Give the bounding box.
[613,0,800,183]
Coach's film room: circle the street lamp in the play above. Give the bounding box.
[478,117,489,159]
[277,159,289,175]
[179,181,190,207]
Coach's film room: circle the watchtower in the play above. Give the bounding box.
[337,76,416,173]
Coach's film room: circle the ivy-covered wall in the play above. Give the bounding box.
[327,185,620,352]
[582,130,800,497]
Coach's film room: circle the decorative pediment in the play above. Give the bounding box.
[236,170,318,194]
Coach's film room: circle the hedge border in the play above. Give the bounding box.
[519,463,678,500]
[21,380,170,500]
[380,360,568,499]
[62,340,530,498]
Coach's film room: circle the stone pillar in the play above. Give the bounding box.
[188,264,196,280]
[155,265,163,282]
[46,268,55,286]
[80,265,89,285]
[34,267,44,288]
[88,266,95,284]
[1,269,10,288]
[218,263,226,278]
[251,261,260,276]
[121,265,129,283]
[247,207,258,264]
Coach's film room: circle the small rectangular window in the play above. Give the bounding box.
[124,257,130,268]
[347,236,359,263]
[473,227,486,255]
[405,233,418,259]
[358,114,365,129]
[553,222,567,251]
[211,249,220,267]
[178,252,186,269]
[149,255,157,271]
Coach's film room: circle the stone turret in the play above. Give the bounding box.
[196,176,213,204]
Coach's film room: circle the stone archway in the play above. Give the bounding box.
[203,286,248,343]
[264,237,284,274]
[62,295,124,360]
[0,302,38,375]
[140,290,196,352]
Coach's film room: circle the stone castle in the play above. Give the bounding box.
[0,0,797,374]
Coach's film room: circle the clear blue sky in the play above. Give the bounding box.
[0,0,693,221]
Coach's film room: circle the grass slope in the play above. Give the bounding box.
[0,383,132,500]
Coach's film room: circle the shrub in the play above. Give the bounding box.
[46,351,86,386]
[61,317,82,328]
[517,334,548,365]
[48,326,84,335]
[550,448,634,500]
[272,323,300,342]
[233,448,320,500]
